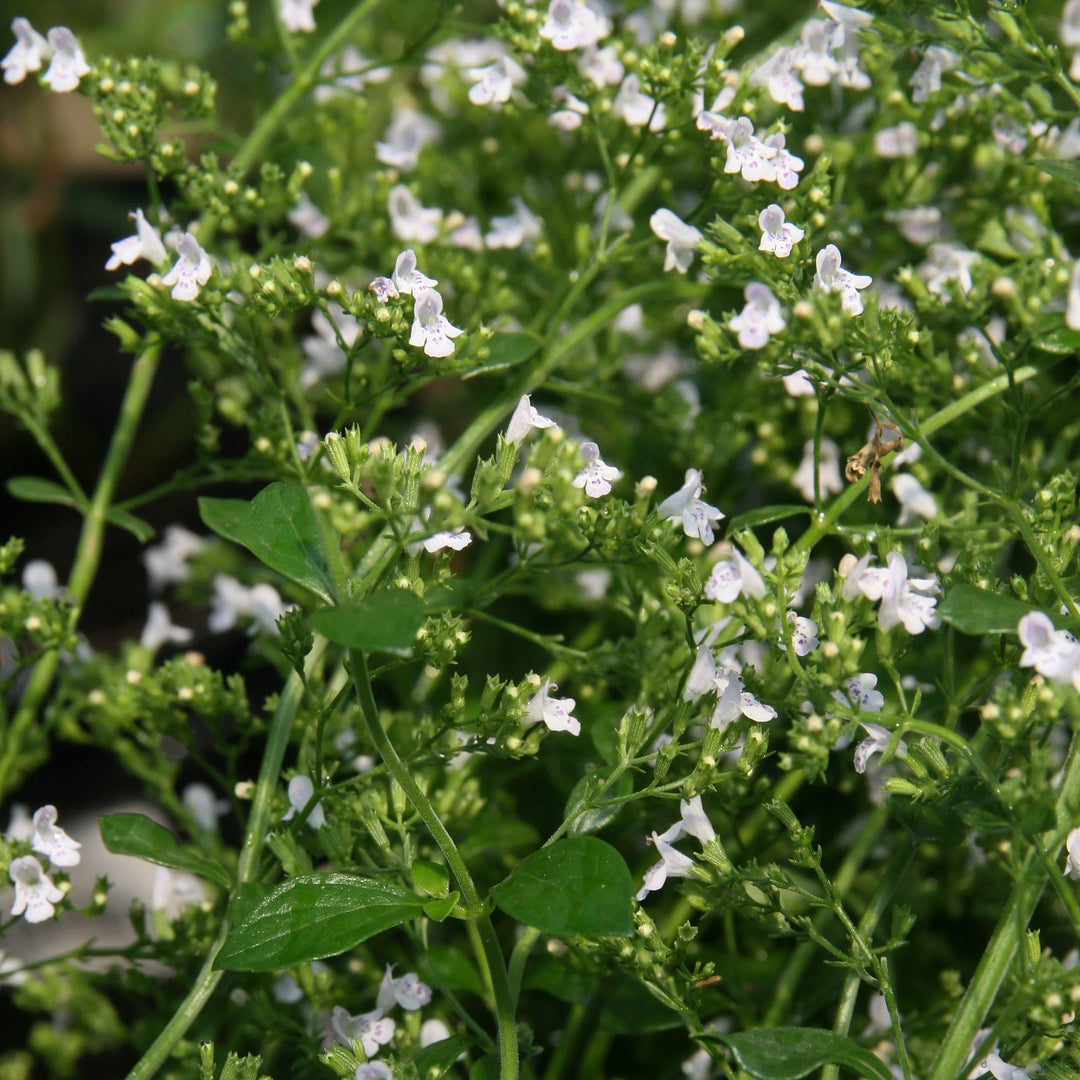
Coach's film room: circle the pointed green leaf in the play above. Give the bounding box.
[215,873,426,972]
[1032,158,1080,187]
[491,837,634,937]
[412,1035,476,1075]
[423,893,460,922]
[465,332,542,379]
[198,496,248,546]
[7,476,79,507]
[937,583,1033,635]
[706,1027,894,1080]
[99,813,231,890]
[309,588,426,654]
[106,508,155,543]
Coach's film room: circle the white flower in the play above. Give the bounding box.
[208,574,287,635]
[758,204,805,258]
[761,132,804,190]
[282,775,326,829]
[391,249,437,296]
[388,185,442,244]
[682,1049,713,1080]
[375,108,440,171]
[526,678,580,735]
[2,17,49,85]
[22,558,60,599]
[649,209,702,274]
[678,795,716,845]
[782,369,816,397]
[409,289,463,358]
[1067,261,1080,331]
[729,283,785,349]
[420,1019,451,1047]
[874,122,919,158]
[4,805,32,842]
[853,722,906,773]
[485,198,543,250]
[409,525,472,554]
[550,87,590,130]
[750,47,805,111]
[356,1065,393,1080]
[909,45,957,103]
[705,546,767,604]
[143,525,205,591]
[793,438,844,503]
[846,551,940,634]
[9,856,64,923]
[162,232,212,302]
[712,668,777,727]
[891,474,938,525]
[977,1053,1031,1080]
[814,244,872,315]
[448,214,484,251]
[787,614,819,656]
[578,44,623,87]
[920,242,979,297]
[140,602,193,651]
[278,0,318,33]
[1065,827,1080,879]
[539,0,610,51]
[41,27,88,93]
[636,822,694,901]
[1017,611,1080,685]
[467,54,525,107]
[793,18,840,85]
[573,441,621,497]
[30,805,80,867]
[287,195,329,239]
[182,783,230,831]
[315,45,390,102]
[886,206,947,246]
[657,468,725,545]
[377,965,433,1011]
[506,394,556,445]
[106,208,168,271]
[331,1006,396,1058]
[832,673,884,713]
[613,74,665,130]
[1065,0,1080,47]
[149,866,206,919]
[723,117,779,184]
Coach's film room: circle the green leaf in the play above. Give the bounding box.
[308,589,426,654]
[412,859,450,897]
[523,957,599,1005]
[937,583,1033,635]
[565,772,633,837]
[215,873,426,972]
[99,813,231,890]
[7,476,78,507]
[464,332,541,379]
[707,1027,894,1080]
[888,796,965,844]
[106,508,155,543]
[423,893,460,921]
[198,483,333,600]
[412,1035,476,1075]
[491,837,634,937]
[469,1056,500,1080]
[1032,158,1080,187]
[726,505,811,534]
[426,945,486,996]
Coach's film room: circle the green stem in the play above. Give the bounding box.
[0,340,162,799]
[350,649,519,1080]
[508,926,542,1009]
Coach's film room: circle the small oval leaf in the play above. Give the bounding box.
[7,476,79,507]
[706,1027,894,1080]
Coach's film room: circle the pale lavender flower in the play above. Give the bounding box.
[573,441,621,497]
[650,209,702,273]
[375,108,440,171]
[409,289,463,358]
[540,0,610,51]
[1017,611,1080,686]
[506,394,556,445]
[2,18,49,85]
[705,546,767,603]
[636,822,693,900]
[143,525,205,591]
[578,44,623,87]
[853,722,905,773]
[377,966,432,1011]
[613,74,665,130]
[891,474,938,525]
[41,27,88,93]
[729,283,785,349]
[750,47,805,111]
[331,1006,396,1058]
[657,468,725,545]
[282,775,326,829]
[162,233,212,302]
[485,198,543,250]
[9,856,63,923]
[140,602,193,651]
[920,243,979,296]
[526,679,580,735]
[278,0,319,33]
[30,805,81,867]
[909,45,957,103]
[814,244,871,315]
[467,54,525,107]
[287,196,329,239]
[832,673,885,713]
[758,204,805,258]
[388,185,442,244]
[792,437,843,502]
[874,122,919,158]
[106,208,167,271]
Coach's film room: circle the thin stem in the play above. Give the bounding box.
[508,927,541,1009]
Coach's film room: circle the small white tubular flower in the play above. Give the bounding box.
[41,27,88,93]
[874,121,918,159]
[729,283,785,349]
[375,108,440,171]
[855,552,940,634]
[573,441,622,497]
[22,558,60,599]
[208,574,286,635]
[724,117,779,184]
[712,669,777,727]
[793,438,844,503]
[977,1054,1031,1080]
[9,856,63,923]
[526,678,581,735]
[887,206,947,246]
[793,18,839,85]
[278,0,319,33]
[282,775,326,829]
[3,18,49,85]
[758,204,805,258]
[657,468,725,545]
[409,289,463,359]
[139,601,193,651]
[30,805,81,867]
[331,1007,396,1058]
[420,1019,451,1047]
[684,645,721,702]
[909,45,957,103]
[411,527,472,554]
[162,232,212,302]
[853,722,905,774]
[1017,611,1080,684]
[613,74,665,130]
[891,474,938,525]
[649,209,702,274]
[182,783,229,831]
[705,547,767,604]
[391,249,437,296]
[287,195,329,239]
[761,133,804,190]
[485,198,543,250]
[106,208,168,271]
[467,54,525,107]
[388,185,442,244]
[1067,261,1080,331]
[636,823,694,901]
[920,242,979,297]
[506,394,556,445]
[549,85,590,131]
[750,47,804,112]
[1065,827,1080,879]
[833,673,885,713]
[814,244,872,315]
[377,966,433,1011]
[578,44,623,87]
[539,0,610,51]
[356,1064,394,1080]
[5,804,33,842]
[1065,0,1080,47]
[143,525,205,591]
[787,614,819,656]
[679,796,716,845]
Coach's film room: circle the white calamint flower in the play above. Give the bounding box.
[891,473,938,525]
[814,244,872,315]
[578,44,623,87]
[853,722,906,773]
[705,546,767,604]
[9,856,64,923]
[375,108,440,171]
[550,86,590,130]
[573,441,622,497]
[787,614,819,656]
[874,121,919,158]
[208,574,287,635]
[657,468,725,545]
[613,74,665,130]
[506,394,556,445]
[301,305,360,386]
[758,204,805,258]
[106,209,168,271]
[750,47,805,111]
[356,1063,394,1080]
[1065,827,1080,879]
[977,1054,1031,1080]
[793,18,840,85]
[909,45,957,103]
[762,132,804,190]
[30,805,81,867]
[162,233,212,302]
[41,26,88,93]
[793,438,843,502]
[143,526,205,590]
[526,679,581,735]
[833,673,885,713]
[887,206,947,246]
[678,796,716,845]
[278,0,319,33]
[636,822,694,900]
[390,248,437,297]
[388,185,442,244]
[331,1006,396,1058]
[409,289,463,358]
[649,209,702,274]
[287,195,329,238]
[722,117,779,184]
[410,526,472,555]
[22,559,60,599]
[467,54,525,107]
[315,45,390,101]
[282,775,326,828]
[377,966,433,1011]
[182,783,229,831]
[540,0,610,52]
[920,243,979,296]
[729,283,785,349]
[140,601,193,651]
[420,1019,451,1047]
[1066,0,1080,79]
[485,198,543,250]
[1017,611,1080,686]
[712,668,777,726]
[3,18,49,85]
[843,551,940,634]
